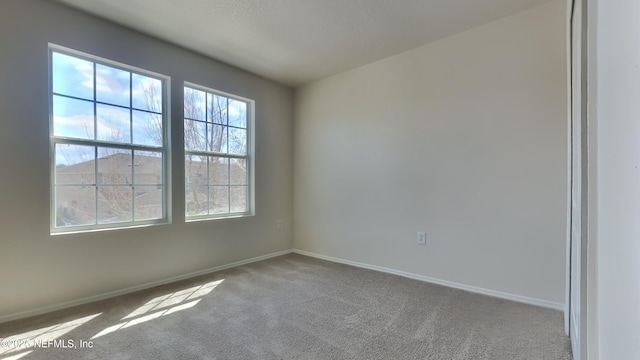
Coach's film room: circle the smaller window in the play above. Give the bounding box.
[184,84,253,220]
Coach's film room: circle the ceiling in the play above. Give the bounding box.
[53,0,552,87]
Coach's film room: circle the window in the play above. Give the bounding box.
[184,84,253,219]
[50,45,169,232]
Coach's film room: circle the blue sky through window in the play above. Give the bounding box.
[52,51,164,166]
[52,52,93,100]
[96,63,130,107]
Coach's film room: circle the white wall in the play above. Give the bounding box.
[0,0,294,320]
[595,0,640,358]
[294,0,567,306]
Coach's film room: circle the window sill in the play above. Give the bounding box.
[185,213,254,223]
[50,220,170,236]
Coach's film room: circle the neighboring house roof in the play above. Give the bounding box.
[57,153,246,185]
[55,152,247,225]
[56,152,162,185]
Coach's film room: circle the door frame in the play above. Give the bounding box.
[566,0,591,358]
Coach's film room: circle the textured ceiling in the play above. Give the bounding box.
[53,0,552,87]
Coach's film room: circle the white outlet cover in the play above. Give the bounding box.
[417,232,426,245]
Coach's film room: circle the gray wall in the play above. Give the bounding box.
[294,0,567,306]
[0,0,294,320]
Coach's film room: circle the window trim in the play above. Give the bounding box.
[49,44,172,234]
[183,81,255,221]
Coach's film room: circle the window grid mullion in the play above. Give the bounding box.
[93,63,97,141]
[129,74,135,222]
[131,151,135,222]
[184,150,247,160]
[227,158,231,214]
[129,72,133,145]
[52,92,161,116]
[52,137,163,153]
[206,156,211,215]
[93,146,98,226]
[92,62,98,225]
[225,97,229,153]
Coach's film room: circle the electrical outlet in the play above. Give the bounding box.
[417,232,426,245]
[277,219,283,229]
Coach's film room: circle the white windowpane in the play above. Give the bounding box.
[185,87,206,121]
[185,155,208,185]
[184,119,207,152]
[56,186,96,227]
[134,186,163,221]
[55,144,95,185]
[53,95,95,139]
[209,157,229,185]
[186,186,209,216]
[52,52,93,100]
[229,186,247,213]
[132,74,162,112]
[228,128,247,155]
[133,110,162,146]
[97,148,131,185]
[98,186,133,224]
[96,64,130,107]
[134,151,163,185]
[209,94,227,125]
[210,186,229,214]
[229,159,247,185]
[96,104,130,143]
[208,125,227,153]
[228,99,246,128]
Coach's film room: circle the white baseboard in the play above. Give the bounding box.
[0,249,293,324]
[292,249,564,311]
[1,248,564,324]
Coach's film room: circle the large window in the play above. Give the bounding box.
[50,46,168,232]
[184,84,253,219]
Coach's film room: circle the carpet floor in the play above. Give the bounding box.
[0,253,572,359]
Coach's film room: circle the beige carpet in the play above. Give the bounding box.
[0,254,572,359]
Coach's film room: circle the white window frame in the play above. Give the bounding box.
[183,82,255,221]
[49,44,171,234]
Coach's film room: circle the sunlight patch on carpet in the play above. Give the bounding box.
[0,313,101,357]
[91,279,223,340]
